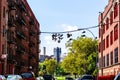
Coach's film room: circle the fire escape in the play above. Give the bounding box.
[7,0,40,74]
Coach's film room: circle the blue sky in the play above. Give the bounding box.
[27,0,108,56]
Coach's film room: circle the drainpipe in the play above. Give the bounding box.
[100,12,104,76]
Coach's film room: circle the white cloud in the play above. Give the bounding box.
[61,24,78,31]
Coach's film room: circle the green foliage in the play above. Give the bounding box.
[62,37,98,76]
[38,63,44,76]
[55,63,65,76]
[43,58,57,75]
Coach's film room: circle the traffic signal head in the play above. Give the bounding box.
[67,33,72,38]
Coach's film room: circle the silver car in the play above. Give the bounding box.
[36,76,44,80]
[0,75,6,80]
[6,75,23,80]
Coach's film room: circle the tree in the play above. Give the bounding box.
[55,63,65,76]
[43,58,57,75]
[38,63,44,76]
[61,37,98,76]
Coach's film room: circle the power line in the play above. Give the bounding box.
[40,20,120,34]
[40,25,98,34]
[40,20,120,43]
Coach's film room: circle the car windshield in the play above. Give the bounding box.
[43,75,53,80]
[82,76,93,79]
[21,73,33,78]
[65,77,73,80]
[81,75,94,80]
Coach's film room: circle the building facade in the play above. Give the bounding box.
[98,0,120,76]
[54,47,61,63]
[0,0,40,75]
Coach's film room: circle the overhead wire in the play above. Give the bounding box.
[40,25,98,34]
[40,20,120,34]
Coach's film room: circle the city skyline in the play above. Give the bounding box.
[27,0,108,55]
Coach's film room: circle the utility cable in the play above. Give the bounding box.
[40,20,120,34]
[40,25,98,34]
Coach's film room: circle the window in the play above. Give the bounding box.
[99,28,101,38]
[10,32,14,41]
[8,31,14,41]
[114,3,118,18]
[107,54,109,66]
[103,39,105,50]
[114,24,118,41]
[103,56,105,67]
[110,11,113,25]
[98,42,101,52]
[114,47,118,63]
[110,51,113,65]
[110,31,113,45]
[3,6,5,18]
[2,45,5,54]
[106,18,109,30]
[3,26,5,37]
[103,23,105,34]
[106,35,109,48]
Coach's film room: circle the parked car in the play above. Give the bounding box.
[74,78,81,80]
[36,76,44,80]
[21,73,36,80]
[80,74,94,80]
[0,75,6,80]
[6,75,23,80]
[43,74,55,80]
[114,72,120,80]
[65,77,73,80]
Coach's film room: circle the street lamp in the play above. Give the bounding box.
[82,29,97,39]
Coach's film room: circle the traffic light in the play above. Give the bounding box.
[67,33,72,38]
[52,33,57,41]
[52,33,63,43]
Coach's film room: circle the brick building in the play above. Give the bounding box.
[98,0,120,76]
[0,0,40,75]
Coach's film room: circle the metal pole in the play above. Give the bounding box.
[100,13,103,76]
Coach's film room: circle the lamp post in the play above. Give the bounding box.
[99,12,103,76]
[82,29,97,39]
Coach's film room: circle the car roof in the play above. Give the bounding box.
[7,75,22,80]
[82,74,93,76]
[81,74,93,79]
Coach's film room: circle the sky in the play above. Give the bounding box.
[27,0,108,56]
